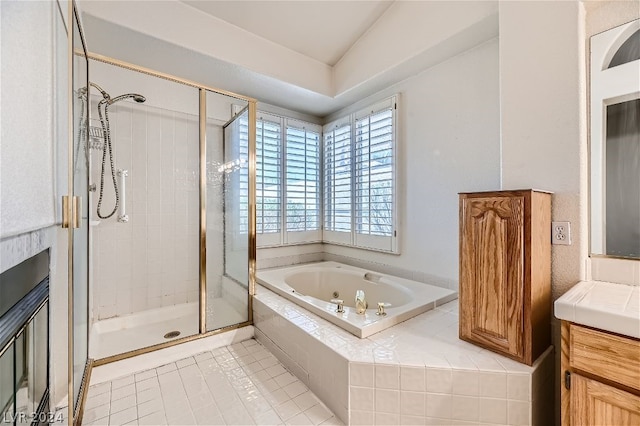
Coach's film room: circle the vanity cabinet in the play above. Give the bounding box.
[561,321,640,426]
[459,189,551,365]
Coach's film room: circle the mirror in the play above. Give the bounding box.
[590,19,640,259]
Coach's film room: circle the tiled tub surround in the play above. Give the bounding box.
[82,338,342,425]
[254,287,555,425]
[257,262,457,338]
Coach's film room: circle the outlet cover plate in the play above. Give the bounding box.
[552,221,571,245]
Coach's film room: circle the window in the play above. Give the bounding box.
[241,95,397,252]
[240,110,322,247]
[323,118,352,245]
[255,113,282,246]
[323,95,398,253]
[285,120,322,243]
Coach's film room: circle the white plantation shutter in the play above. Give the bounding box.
[255,113,283,246]
[323,118,353,245]
[285,120,322,243]
[354,101,396,251]
[322,95,398,252]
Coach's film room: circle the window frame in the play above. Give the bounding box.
[247,110,322,248]
[322,95,399,253]
[284,118,323,245]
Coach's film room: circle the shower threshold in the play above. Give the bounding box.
[89,299,247,360]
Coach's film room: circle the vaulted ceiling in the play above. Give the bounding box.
[181,1,394,66]
[79,1,498,117]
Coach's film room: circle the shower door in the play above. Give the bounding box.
[70,2,90,417]
[205,95,251,331]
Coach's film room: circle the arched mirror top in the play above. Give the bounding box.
[601,20,640,71]
[608,28,640,69]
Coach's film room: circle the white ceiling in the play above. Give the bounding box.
[80,1,499,117]
[181,1,394,66]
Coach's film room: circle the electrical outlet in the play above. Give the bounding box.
[552,221,571,245]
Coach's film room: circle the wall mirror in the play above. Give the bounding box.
[590,19,640,259]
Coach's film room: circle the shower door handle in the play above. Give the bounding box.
[62,196,70,228]
[72,196,81,229]
[61,195,81,229]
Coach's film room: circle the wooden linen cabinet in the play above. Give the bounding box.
[459,189,552,365]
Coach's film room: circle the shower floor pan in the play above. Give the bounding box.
[89,299,245,360]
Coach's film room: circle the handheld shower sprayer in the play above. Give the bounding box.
[89,82,146,219]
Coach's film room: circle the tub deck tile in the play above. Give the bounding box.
[254,285,555,426]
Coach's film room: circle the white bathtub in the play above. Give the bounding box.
[256,261,457,338]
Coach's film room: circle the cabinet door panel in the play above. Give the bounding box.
[460,196,525,358]
[572,374,640,426]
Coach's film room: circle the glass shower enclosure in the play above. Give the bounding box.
[82,55,256,363]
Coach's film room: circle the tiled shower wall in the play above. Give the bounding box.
[91,98,204,320]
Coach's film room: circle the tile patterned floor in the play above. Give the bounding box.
[82,339,343,426]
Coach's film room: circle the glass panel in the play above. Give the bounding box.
[0,344,14,423]
[72,6,89,409]
[608,29,640,69]
[31,304,48,413]
[14,332,26,424]
[87,59,201,359]
[605,99,640,257]
[206,93,249,331]
[590,20,640,259]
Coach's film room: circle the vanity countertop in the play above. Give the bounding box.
[554,280,640,339]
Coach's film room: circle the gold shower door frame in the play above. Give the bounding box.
[86,53,258,367]
[68,43,257,424]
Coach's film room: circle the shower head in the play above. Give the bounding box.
[90,82,110,100]
[108,93,146,105]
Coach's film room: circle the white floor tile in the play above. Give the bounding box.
[176,357,196,369]
[86,392,111,410]
[253,409,283,425]
[111,375,135,391]
[274,400,302,421]
[136,377,160,393]
[196,406,222,425]
[83,403,111,424]
[108,406,137,426]
[283,381,307,399]
[136,386,162,404]
[137,397,164,418]
[286,412,312,425]
[305,404,333,425]
[111,384,136,401]
[156,362,177,375]
[135,369,157,382]
[292,391,319,412]
[88,382,112,397]
[138,411,167,426]
[83,339,340,426]
[110,394,137,415]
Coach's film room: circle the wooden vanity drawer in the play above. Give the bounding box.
[570,324,640,392]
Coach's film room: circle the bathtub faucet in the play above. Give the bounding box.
[355,290,368,314]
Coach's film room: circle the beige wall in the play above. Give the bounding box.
[499,1,588,301]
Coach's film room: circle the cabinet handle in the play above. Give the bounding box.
[564,370,571,390]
